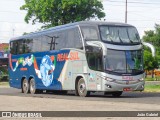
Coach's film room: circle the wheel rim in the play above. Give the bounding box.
[79,83,86,94]
[30,79,35,93]
[23,80,28,93]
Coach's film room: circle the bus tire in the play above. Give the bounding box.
[29,78,37,94]
[111,91,123,97]
[22,79,29,94]
[77,78,90,97]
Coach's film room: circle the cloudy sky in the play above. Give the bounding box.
[0,0,160,43]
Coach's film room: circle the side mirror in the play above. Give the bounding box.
[142,42,155,57]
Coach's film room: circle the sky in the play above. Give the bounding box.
[0,0,160,43]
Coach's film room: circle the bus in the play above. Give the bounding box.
[9,21,145,97]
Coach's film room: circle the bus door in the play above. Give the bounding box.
[86,45,103,91]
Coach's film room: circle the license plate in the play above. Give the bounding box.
[123,88,132,91]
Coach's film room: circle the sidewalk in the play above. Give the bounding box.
[0,82,9,88]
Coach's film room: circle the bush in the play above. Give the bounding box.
[0,75,8,82]
[0,66,8,82]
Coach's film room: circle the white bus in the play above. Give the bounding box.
[9,21,145,97]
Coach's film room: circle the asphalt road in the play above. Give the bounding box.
[0,87,160,105]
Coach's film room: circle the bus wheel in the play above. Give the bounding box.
[111,91,123,97]
[77,78,90,97]
[30,78,37,94]
[22,79,29,94]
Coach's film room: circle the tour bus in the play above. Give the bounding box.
[9,21,146,97]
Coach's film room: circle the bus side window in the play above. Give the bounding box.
[41,35,51,51]
[10,41,18,55]
[17,40,25,54]
[87,54,96,70]
[32,37,42,52]
[55,32,66,50]
[81,26,99,40]
[66,28,83,49]
[67,29,74,48]
[74,28,83,49]
[86,46,103,71]
[43,33,59,50]
[25,38,33,53]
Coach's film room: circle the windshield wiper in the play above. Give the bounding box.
[118,30,123,43]
[126,30,135,43]
[106,34,114,42]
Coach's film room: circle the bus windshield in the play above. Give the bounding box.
[99,26,140,44]
[105,49,143,74]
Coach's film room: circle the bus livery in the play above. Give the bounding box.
[9,21,145,97]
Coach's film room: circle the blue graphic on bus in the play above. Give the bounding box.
[40,55,55,87]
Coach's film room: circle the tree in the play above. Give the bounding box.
[143,24,160,53]
[143,50,158,78]
[143,24,160,77]
[20,0,105,28]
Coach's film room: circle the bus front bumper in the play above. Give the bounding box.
[104,80,145,92]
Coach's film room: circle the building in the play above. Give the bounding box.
[0,43,9,66]
[0,43,9,58]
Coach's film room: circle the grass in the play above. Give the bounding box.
[0,81,9,86]
[145,77,155,81]
[144,84,160,92]
[145,76,160,81]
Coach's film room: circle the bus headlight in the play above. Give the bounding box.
[105,77,115,82]
[139,78,144,81]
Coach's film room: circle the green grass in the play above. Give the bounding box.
[0,82,9,86]
[145,77,155,81]
[145,76,160,81]
[144,84,160,92]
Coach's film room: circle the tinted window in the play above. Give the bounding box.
[41,35,52,51]
[99,26,140,44]
[10,27,83,54]
[45,34,56,50]
[32,37,41,52]
[74,28,83,49]
[86,46,103,71]
[81,26,99,40]
[67,28,83,49]
[17,40,25,54]
[105,49,143,74]
[25,38,33,53]
[10,41,18,55]
[54,31,66,50]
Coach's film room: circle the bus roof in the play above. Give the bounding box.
[10,21,134,41]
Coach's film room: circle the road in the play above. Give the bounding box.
[0,86,160,119]
[0,87,160,105]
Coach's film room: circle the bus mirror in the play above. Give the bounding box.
[142,42,155,57]
[85,46,102,53]
[85,46,92,52]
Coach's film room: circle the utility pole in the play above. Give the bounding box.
[13,28,15,37]
[125,0,127,23]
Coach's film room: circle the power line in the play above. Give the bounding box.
[0,19,25,23]
[0,0,22,2]
[106,0,160,5]
[0,11,26,14]
[104,3,160,8]
[0,21,43,25]
[129,20,160,22]
[0,31,23,33]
